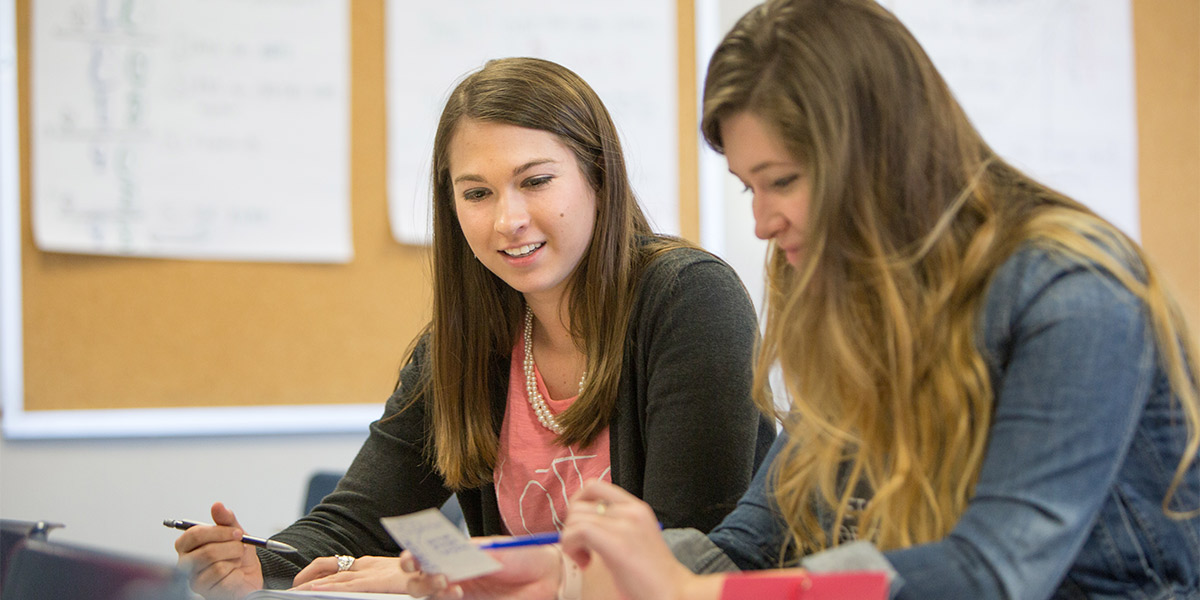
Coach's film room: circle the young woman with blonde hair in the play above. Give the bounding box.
[405,1,1200,598]
[172,57,774,599]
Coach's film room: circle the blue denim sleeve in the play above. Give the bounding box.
[885,251,1157,599]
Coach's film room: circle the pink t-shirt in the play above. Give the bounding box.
[494,334,612,535]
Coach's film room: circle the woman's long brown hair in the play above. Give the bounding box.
[411,57,684,489]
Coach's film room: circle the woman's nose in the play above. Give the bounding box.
[752,196,783,241]
[494,192,529,235]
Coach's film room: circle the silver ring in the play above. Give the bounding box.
[335,555,355,572]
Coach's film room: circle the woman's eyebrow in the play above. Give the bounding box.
[512,158,557,176]
[452,158,558,185]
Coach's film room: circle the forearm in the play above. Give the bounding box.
[579,553,622,600]
[257,510,400,589]
[262,345,451,585]
[679,574,726,600]
[883,537,1002,599]
[258,548,304,589]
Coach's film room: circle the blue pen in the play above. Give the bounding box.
[477,521,664,550]
[477,531,560,550]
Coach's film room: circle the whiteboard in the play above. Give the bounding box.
[886,0,1138,239]
[699,0,1138,314]
[385,0,678,246]
[30,0,352,263]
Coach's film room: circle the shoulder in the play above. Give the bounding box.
[634,244,754,315]
[387,331,433,406]
[980,243,1148,361]
[642,242,724,272]
[627,243,758,342]
[985,243,1142,320]
[637,242,745,295]
[402,331,434,374]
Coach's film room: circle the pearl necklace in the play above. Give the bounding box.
[523,305,585,435]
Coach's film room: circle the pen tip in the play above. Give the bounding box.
[267,540,300,553]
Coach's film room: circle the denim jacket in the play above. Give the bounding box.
[671,245,1200,599]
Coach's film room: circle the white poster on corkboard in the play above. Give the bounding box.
[385,0,678,247]
[886,0,1138,239]
[30,0,352,263]
[699,0,1137,317]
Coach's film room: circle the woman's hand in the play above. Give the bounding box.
[399,540,560,600]
[173,502,264,600]
[291,556,414,592]
[560,481,719,600]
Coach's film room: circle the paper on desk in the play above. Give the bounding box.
[381,509,501,582]
[245,591,420,599]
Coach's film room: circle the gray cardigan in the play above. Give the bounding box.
[259,246,775,586]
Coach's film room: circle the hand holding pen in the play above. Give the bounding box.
[163,518,298,554]
[169,502,274,599]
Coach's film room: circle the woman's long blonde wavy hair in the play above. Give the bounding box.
[701,0,1200,559]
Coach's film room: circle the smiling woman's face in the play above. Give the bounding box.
[448,118,597,306]
[721,111,812,268]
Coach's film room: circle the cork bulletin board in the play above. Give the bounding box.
[3,1,1195,438]
[2,0,699,437]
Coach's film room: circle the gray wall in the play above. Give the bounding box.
[0,431,366,563]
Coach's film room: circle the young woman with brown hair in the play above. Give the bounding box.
[171,57,774,599]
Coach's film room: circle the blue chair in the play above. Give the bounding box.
[303,471,466,531]
[302,471,345,516]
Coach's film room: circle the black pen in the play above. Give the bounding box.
[163,519,299,554]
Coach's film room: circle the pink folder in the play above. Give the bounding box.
[721,570,890,600]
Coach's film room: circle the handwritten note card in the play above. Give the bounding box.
[31,0,351,262]
[381,509,501,582]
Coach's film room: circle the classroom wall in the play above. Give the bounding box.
[1135,0,1200,333]
[0,0,398,563]
[2,0,1197,570]
[0,429,369,563]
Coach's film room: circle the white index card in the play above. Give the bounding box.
[380,509,502,582]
